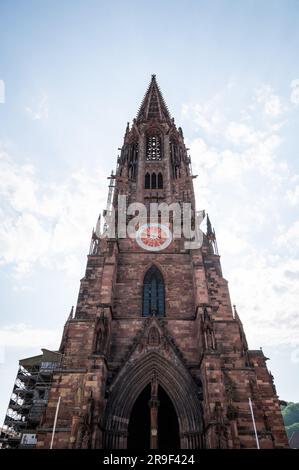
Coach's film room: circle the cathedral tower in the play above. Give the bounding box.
[36,76,288,449]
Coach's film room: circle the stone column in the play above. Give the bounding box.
[136,131,145,203]
[163,134,172,204]
[149,375,159,449]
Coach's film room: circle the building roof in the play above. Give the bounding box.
[19,349,61,367]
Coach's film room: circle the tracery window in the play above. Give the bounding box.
[146,135,162,161]
[143,266,165,317]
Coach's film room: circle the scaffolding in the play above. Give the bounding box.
[0,349,62,448]
[103,170,116,233]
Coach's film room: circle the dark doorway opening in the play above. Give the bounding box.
[158,385,180,449]
[127,384,151,449]
[127,384,180,449]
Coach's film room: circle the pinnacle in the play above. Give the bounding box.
[136,75,172,123]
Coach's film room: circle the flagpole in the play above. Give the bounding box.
[50,396,61,449]
[248,397,260,449]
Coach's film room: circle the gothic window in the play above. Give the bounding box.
[143,266,165,317]
[145,172,151,189]
[146,135,162,161]
[158,172,163,189]
[144,172,163,189]
[151,173,157,189]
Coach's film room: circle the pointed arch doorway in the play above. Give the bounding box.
[103,351,203,449]
[127,383,180,450]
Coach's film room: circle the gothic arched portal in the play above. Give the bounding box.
[103,351,203,449]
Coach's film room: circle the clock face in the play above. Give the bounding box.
[136,223,172,252]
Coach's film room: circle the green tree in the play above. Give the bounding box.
[281,402,299,427]
[285,422,299,440]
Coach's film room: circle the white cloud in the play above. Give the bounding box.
[276,220,299,249]
[26,94,49,120]
[229,256,299,348]
[216,227,251,256]
[290,79,299,105]
[181,97,224,135]
[0,147,107,280]
[185,84,298,350]
[265,95,283,117]
[225,121,262,145]
[0,324,60,350]
[0,213,51,274]
[286,185,299,206]
[255,85,284,117]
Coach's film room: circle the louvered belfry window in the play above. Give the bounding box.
[145,172,151,189]
[143,266,165,317]
[158,172,163,188]
[146,135,162,161]
[144,172,163,189]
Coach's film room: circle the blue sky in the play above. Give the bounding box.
[0,0,299,423]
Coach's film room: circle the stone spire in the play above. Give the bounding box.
[136,74,172,124]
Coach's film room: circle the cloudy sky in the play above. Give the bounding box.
[0,0,299,422]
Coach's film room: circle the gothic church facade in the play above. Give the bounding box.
[36,76,288,449]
